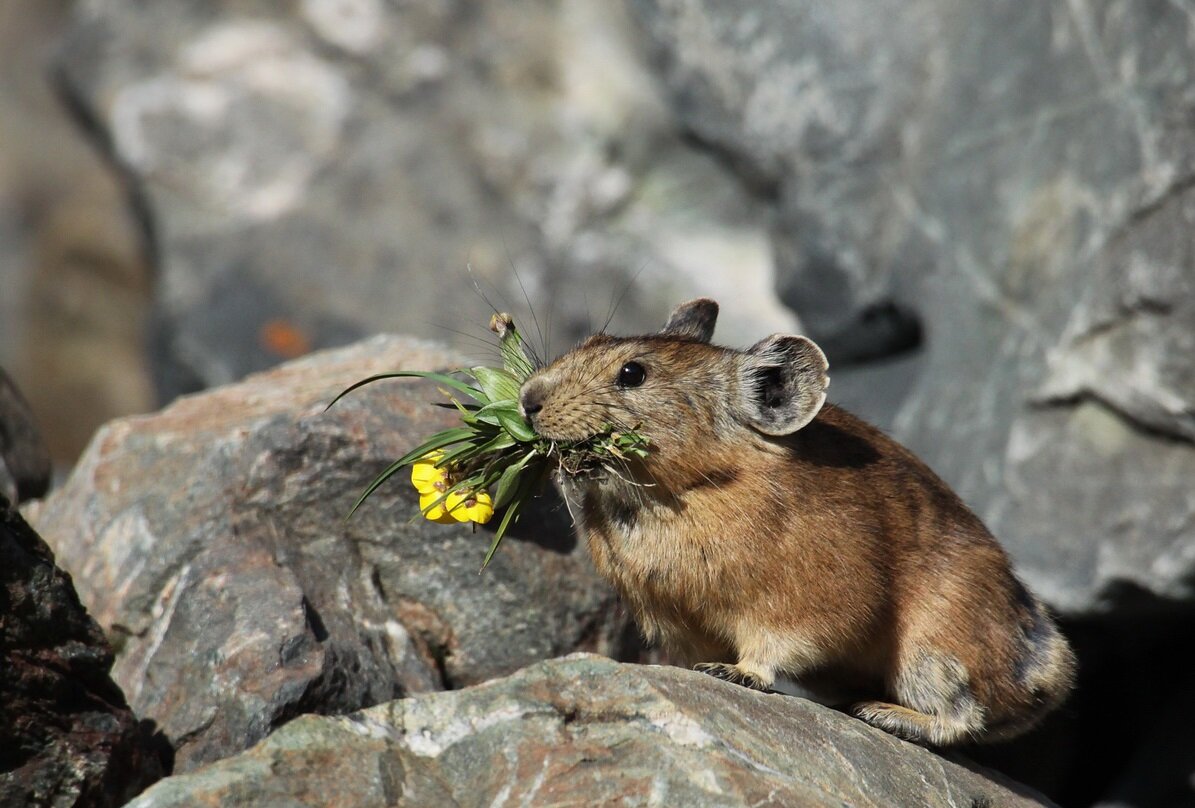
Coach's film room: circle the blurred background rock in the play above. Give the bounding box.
[0,0,154,467]
[3,1,1195,805]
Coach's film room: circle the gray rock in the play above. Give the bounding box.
[632,0,1195,616]
[0,368,51,503]
[1,493,167,807]
[127,654,1054,807]
[29,336,629,772]
[54,0,800,405]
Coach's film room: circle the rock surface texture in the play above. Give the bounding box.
[631,0,1195,618]
[34,0,1195,803]
[0,369,51,504]
[55,0,799,403]
[125,655,1053,808]
[53,0,1195,619]
[1,494,166,807]
[29,336,629,773]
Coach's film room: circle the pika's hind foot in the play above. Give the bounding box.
[695,662,771,692]
[851,700,977,747]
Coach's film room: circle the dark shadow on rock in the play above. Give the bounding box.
[481,480,578,554]
[954,608,1195,807]
[0,369,51,502]
[1,493,170,806]
[816,302,925,367]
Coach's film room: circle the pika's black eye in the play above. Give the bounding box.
[617,361,646,388]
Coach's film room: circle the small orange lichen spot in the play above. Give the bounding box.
[260,319,312,358]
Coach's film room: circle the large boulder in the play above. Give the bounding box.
[29,336,630,772]
[54,0,800,404]
[631,0,1195,618]
[1,493,166,807]
[125,654,1053,807]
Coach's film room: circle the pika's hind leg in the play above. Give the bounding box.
[852,652,984,746]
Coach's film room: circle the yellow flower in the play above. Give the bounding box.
[411,451,448,495]
[446,490,495,524]
[411,451,492,525]
[419,491,458,524]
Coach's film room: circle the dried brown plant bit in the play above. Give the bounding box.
[488,312,514,338]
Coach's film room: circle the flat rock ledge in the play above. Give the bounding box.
[127,654,1051,807]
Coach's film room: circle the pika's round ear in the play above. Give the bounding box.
[736,335,829,435]
[659,298,718,343]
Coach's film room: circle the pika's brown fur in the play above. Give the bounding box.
[519,299,1076,746]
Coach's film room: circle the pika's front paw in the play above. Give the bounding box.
[695,662,772,693]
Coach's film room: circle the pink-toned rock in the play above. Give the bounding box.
[30,335,629,772]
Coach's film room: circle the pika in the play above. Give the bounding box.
[518,298,1075,745]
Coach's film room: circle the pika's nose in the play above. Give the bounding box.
[519,379,547,418]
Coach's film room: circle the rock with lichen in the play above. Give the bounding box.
[29,336,631,772]
[124,655,1055,808]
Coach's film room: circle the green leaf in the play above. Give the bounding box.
[471,367,521,405]
[436,438,487,469]
[495,408,537,442]
[474,400,519,418]
[326,371,480,411]
[489,312,536,382]
[499,330,535,381]
[480,464,547,570]
[475,430,518,455]
[493,450,537,508]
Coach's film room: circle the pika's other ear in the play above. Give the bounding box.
[736,334,829,435]
[660,298,718,343]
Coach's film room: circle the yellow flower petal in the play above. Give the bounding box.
[420,492,457,524]
[411,451,449,494]
[467,491,495,524]
[446,490,495,524]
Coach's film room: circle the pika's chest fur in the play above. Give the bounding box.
[564,406,956,659]
[569,450,883,650]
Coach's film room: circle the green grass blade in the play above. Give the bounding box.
[346,457,408,520]
[387,427,477,470]
[480,463,549,570]
[345,427,476,520]
[481,499,520,571]
[326,371,480,411]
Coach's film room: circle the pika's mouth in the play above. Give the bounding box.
[550,426,653,480]
[523,409,608,445]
